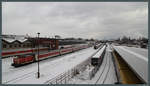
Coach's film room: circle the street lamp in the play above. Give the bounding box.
[37,32,40,78]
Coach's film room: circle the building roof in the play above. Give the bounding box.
[2,35,27,43]
[18,39,28,43]
[3,38,15,43]
[2,35,58,44]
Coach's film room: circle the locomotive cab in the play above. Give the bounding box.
[12,53,35,67]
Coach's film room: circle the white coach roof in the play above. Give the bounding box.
[93,45,106,58]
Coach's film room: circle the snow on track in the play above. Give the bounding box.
[3,47,99,84]
[93,46,117,84]
[68,45,117,84]
[94,51,110,84]
[103,51,117,84]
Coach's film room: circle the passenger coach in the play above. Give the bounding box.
[91,45,106,66]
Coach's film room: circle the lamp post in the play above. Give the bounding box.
[37,32,40,78]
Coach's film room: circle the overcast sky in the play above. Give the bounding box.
[2,2,148,40]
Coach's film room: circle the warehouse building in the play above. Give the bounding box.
[2,35,59,50]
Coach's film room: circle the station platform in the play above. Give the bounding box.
[112,45,148,83]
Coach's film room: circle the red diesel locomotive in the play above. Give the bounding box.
[11,44,90,67]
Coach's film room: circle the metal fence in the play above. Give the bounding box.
[89,47,106,79]
[44,58,91,84]
[44,46,101,84]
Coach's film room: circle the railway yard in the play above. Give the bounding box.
[2,43,148,84]
[2,1,148,84]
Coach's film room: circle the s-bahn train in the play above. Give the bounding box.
[91,45,106,66]
[11,44,90,67]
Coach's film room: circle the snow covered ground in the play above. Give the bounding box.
[2,47,99,84]
[113,45,148,83]
[68,45,117,84]
[3,44,146,84]
[119,46,148,59]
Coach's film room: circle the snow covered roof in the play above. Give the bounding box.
[18,39,27,42]
[3,38,15,43]
[2,36,27,43]
[113,45,148,83]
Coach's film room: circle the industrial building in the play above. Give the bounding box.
[2,35,59,50]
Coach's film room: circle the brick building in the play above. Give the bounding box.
[2,35,59,50]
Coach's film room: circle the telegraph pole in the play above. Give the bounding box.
[37,32,40,78]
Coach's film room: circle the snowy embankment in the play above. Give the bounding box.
[112,45,148,83]
[2,47,99,84]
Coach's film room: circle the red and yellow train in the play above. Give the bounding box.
[11,44,90,67]
[2,47,49,57]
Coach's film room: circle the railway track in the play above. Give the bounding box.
[94,49,111,84]
[3,47,99,84]
[43,46,103,84]
[102,52,111,84]
[94,52,108,84]
[3,71,36,84]
[3,56,67,84]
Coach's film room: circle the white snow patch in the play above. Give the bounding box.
[117,46,148,62]
[3,47,99,84]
